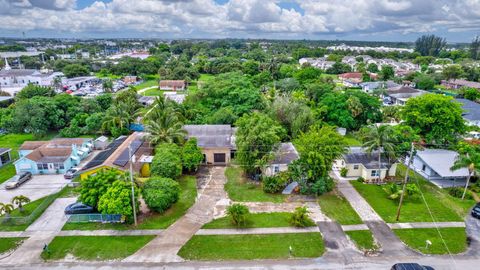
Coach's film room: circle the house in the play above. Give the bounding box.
[455,98,480,127]
[79,132,153,180]
[159,80,186,91]
[123,76,138,85]
[263,143,299,176]
[360,81,400,94]
[183,125,235,165]
[339,73,363,87]
[164,92,186,104]
[94,136,109,150]
[384,85,426,105]
[0,148,12,168]
[442,79,480,90]
[411,149,469,184]
[14,138,93,175]
[335,147,397,181]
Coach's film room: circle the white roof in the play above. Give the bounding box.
[416,149,470,178]
[95,136,108,142]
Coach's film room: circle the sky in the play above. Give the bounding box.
[1,0,480,42]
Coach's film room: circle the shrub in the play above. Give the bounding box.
[311,177,334,195]
[448,187,473,200]
[151,143,182,179]
[340,167,348,177]
[262,172,288,193]
[289,206,313,227]
[181,138,204,172]
[357,177,365,183]
[97,180,139,223]
[142,177,180,213]
[227,203,249,227]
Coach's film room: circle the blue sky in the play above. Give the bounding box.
[0,0,479,42]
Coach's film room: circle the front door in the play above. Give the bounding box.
[213,153,226,163]
[47,163,55,172]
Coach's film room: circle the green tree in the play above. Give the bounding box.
[470,36,480,60]
[142,177,180,213]
[11,195,30,213]
[145,113,186,146]
[181,138,204,172]
[402,94,466,144]
[0,203,14,219]
[102,79,113,93]
[227,203,249,227]
[235,112,285,177]
[414,74,435,90]
[450,151,480,200]
[289,206,312,227]
[380,65,395,80]
[79,169,120,209]
[367,63,379,73]
[62,64,90,78]
[15,84,55,99]
[326,62,352,74]
[101,103,134,137]
[361,125,397,180]
[443,65,464,81]
[97,179,139,223]
[462,87,480,101]
[415,35,447,56]
[150,143,183,179]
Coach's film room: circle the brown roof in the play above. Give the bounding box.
[446,79,480,89]
[339,73,362,79]
[19,141,48,150]
[387,85,419,94]
[25,147,72,162]
[159,80,186,88]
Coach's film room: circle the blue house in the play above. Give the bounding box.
[15,138,93,175]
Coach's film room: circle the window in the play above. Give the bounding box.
[273,165,280,173]
[371,170,380,177]
[37,163,48,170]
[422,164,426,171]
[353,165,359,170]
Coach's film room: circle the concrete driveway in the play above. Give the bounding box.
[0,174,69,205]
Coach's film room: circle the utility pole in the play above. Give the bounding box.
[128,144,137,226]
[396,142,415,221]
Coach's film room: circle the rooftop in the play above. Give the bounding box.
[343,147,390,169]
[455,98,480,121]
[183,125,235,148]
[270,143,299,165]
[415,149,469,178]
[0,148,11,155]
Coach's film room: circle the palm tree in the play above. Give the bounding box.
[450,152,480,200]
[362,125,396,181]
[102,103,133,134]
[0,203,14,219]
[11,195,30,213]
[145,113,186,145]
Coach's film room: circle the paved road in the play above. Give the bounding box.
[123,167,228,263]
[465,213,480,256]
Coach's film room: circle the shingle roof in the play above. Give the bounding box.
[0,69,38,77]
[0,148,11,155]
[19,141,48,150]
[183,125,234,148]
[455,98,480,122]
[415,149,469,178]
[343,147,390,169]
[447,79,480,89]
[270,143,299,165]
[22,138,87,162]
[159,80,185,88]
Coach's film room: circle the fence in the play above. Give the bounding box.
[0,192,59,226]
[67,214,123,223]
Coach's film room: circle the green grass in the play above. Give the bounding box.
[202,212,315,229]
[62,175,197,230]
[41,236,155,261]
[133,80,158,91]
[0,163,16,184]
[94,73,121,80]
[199,74,214,81]
[178,233,325,260]
[318,192,363,225]
[345,230,378,251]
[0,195,55,231]
[351,165,475,223]
[394,228,467,254]
[225,167,286,203]
[142,88,164,96]
[0,237,26,254]
[343,134,362,146]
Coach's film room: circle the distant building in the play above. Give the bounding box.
[335,147,397,181]
[339,73,364,87]
[384,85,426,105]
[123,76,138,85]
[159,80,186,91]
[411,149,469,185]
[455,98,480,127]
[442,79,480,90]
[183,125,236,165]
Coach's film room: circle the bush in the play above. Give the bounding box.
[289,206,313,227]
[142,177,180,213]
[151,143,182,179]
[227,203,249,227]
[311,177,334,195]
[357,177,365,183]
[181,138,203,172]
[448,187,473,200]
[262,172,288,193]
[340,167,348,177]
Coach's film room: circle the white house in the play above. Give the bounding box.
[411,149,469,185]
[263,143,299,176]
[335,147,397,181]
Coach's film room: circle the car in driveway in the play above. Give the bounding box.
[5,172,32,189]
[64,168,79,179]
[64,202,95,215]
[391,263,434,270]
[472,203,480,219]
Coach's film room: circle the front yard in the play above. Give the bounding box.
[351,165,475,223]
[318,191,363,225]
[0,194,57,231]
[178,233,324,260]
[345,230,378,251]
[0,237,26,254]
[394,227,467,254]
[62,175,197,230]
[202,212,314,229]
[41,235,155,261]
[224,167,286,203]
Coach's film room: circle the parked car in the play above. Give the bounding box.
[471,203,480,219]
[5,172,32,189]
[64,168,79,179]
[64,202,95,215]
[391,263,434,270]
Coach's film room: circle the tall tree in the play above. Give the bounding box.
[415,35,447,56]
[11,195,30,213]
[470,36,480,60]
[362,125,397,181]
[450,151,480,200]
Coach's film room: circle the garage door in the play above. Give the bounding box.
[213,153,226,163]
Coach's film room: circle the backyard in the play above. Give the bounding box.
[178,233,325,260]
[224,167,286,203]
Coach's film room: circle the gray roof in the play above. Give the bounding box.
[447,79,480,89]
[455,98,480,121]
[415,149,469,177]
[343,147,389,169]
[271,143,299,165]
[183,125,234,148]
[0,96,14,102]
[0,148,11,155]
[0,69,37,77]
[95,136,109,142]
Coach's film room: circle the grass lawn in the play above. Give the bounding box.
[318,191,363,225]
[202,212,315,229]
[133,80,158,91]
[351,165,475,223]
[225,167,286,203]
[142,88,164,96]
[0,237,26,254]
[0,163,16,185]
[41,235,155,261]
[62,175,197,230]
[199,74,214,81]
[394,228,467,254]
[344,134,362,146]
[345,230,378,251]
[178,233,324,260]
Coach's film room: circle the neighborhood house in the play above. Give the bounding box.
[263,142,299,176]
[455,98,480,127]
[384,85,426,105]
[14,138,93,174]
[335,147,397,181]
[442,79,480,90]
[0,148,12,168]
[159,80,186,91]
[411,149,469,184]
[183,125,236,165]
